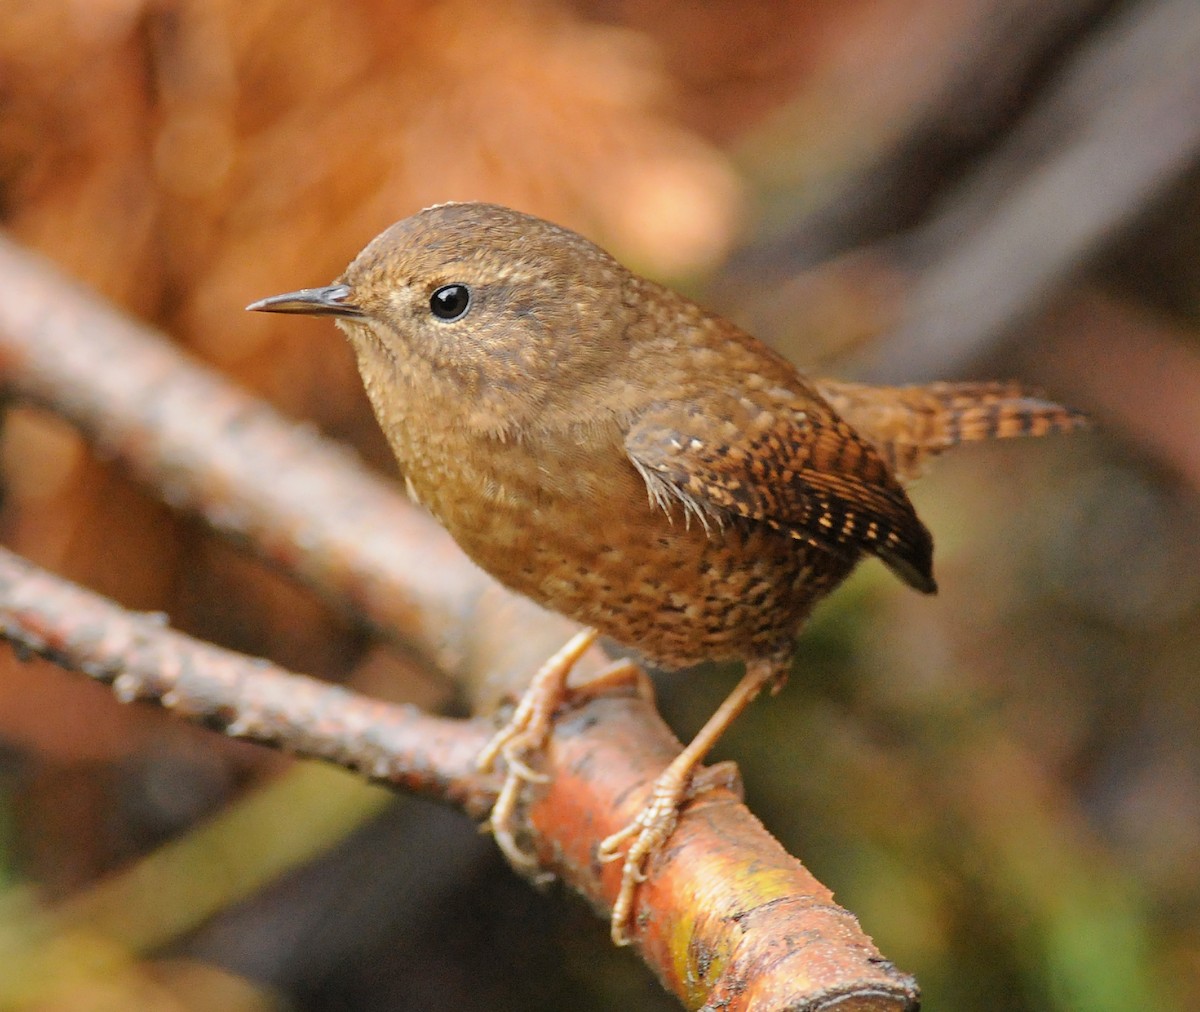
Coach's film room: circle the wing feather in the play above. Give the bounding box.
[625,394,936,593]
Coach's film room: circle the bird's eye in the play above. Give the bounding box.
[429,284,471,321]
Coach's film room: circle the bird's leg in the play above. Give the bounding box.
[598,654,785,946]
[478,629,651,871]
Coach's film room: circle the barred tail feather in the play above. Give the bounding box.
[813,379,1089,483]
[924,382,1089,444]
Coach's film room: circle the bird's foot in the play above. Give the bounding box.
[477,628,598,870]
[597,757,740,946]
[595,658,780,946]
[478,631,651,873]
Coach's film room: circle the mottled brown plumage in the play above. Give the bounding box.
[248,202,1086,944]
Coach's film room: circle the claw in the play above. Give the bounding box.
[600,767,693,945]
[501,748,551,784]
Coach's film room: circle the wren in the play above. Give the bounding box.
[249,202,1086,944]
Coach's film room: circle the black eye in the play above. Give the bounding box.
[430,284,471,321]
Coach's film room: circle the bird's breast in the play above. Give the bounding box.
[386,423,854,669]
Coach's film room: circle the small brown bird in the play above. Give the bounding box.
[249,202,1085,944]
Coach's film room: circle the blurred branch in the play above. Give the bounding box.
[175,792,493,994]
[860,0,1200,380]
[0,242,919,1009]
[52,765,396,955]
[730,0,1114,275]
[0,233,489,683]
[727,0,1200,386]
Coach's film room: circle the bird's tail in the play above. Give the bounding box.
[813,379,1089,483]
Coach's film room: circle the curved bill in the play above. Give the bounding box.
[245,284,363,318]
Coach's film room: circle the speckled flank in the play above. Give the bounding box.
[408,430,856,668]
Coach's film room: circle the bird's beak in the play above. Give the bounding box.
[246,284,364,318]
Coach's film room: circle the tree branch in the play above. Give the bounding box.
[0,544,497,816]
